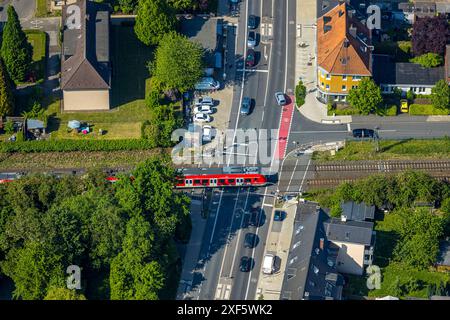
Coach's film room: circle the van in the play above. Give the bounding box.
[262,254,275,274]
[195,77,220,91]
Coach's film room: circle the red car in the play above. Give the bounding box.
[245,49,256,67]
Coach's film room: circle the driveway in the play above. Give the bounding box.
[0,0,36,25]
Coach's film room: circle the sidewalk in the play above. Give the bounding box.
[295,0,351,124]
[176,191,208,300]
[254,198,298,300]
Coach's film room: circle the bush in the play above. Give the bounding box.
[0,139,158,153]
[377,104,397,116]
[409,104,449,115]
[410,53,444,68]
[4,120,14,134]
[295,81,306,107]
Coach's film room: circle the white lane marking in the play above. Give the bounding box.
[230,189,251,276]
[217,188,241,291]
[286,157,299,192]
[227,0,249,166]
[283,0,289,93]
[298,158,312,193]
[236,69,269,73]
[290,130,348,134]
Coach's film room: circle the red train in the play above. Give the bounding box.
[175,173,267,188]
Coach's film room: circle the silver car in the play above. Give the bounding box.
[275,92,287,106]
[247,31,257,47]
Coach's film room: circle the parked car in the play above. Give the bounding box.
[194,105,213,114]
[195,77,220,91]
[400,99,408,113]
[273,210,285,222]
[202,125,213,142]
[262,254,275,274]
[194,96,214,106]
[352,128,375,138]
[240,256,254,272]
[248,15,257,29]
[193,113,211,123]
[244,233,258,248]
[247,31,257,47]
[245,49,256,67]
[275,92,287,106]
[241,97,252,115]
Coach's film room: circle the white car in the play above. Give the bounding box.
[202,125,213,142]
[194,96,214,106]
[193,113,211,123]
[194,105,213,114]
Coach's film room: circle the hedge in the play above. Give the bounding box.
[409,104,449,115]
[0,139,158,153]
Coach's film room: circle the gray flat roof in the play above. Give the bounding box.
[340,201,375,221]
[324,218,374,246]
[281,203,343,300]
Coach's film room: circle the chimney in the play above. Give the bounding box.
[343,39,349,48]
[319,238,325,250]
[341,215,347,222]
[349,24,357,38]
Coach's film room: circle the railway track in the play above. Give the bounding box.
[313,160,450,172]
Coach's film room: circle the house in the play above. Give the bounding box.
[51,0,77,12]
[399,1,450,23]
[316,2,373,103]
[324,217,375,276]
[373,54,445,95]
[281,203,344,300]
[61,0,111,111]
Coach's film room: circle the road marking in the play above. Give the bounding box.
[236,69,269,73]
[230,189,251,277]
[217,188,241,293]
[290,130,347,134]
[286,157,299,192]
[298,158,312,193]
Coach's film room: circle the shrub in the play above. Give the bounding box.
[409,104,449,115]
[410,53,444,68]
[4,120,14,134]
[295,80,307,107]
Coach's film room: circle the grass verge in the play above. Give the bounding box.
[409,104,449,115]
[313,138,450,162]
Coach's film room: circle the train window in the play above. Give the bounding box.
[228,179,235,184]
[202,180,208,185]
[219,179,226,184]
[194,179,201,184]
[244,178,251,183]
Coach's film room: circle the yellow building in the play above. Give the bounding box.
[316,3,373,103]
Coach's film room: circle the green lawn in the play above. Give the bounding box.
[45,25,154,140]
[25,30,47,83]
[35,0,49,17]
[409,104,449,115]
[313,138,450,162]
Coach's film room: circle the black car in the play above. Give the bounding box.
[240,256,254,272]
[245,49,256,67]
[248,207,260,227]
[244,233,258,248]
[241,97,251,115]
[352,128,375,138]
[248,15,257,29]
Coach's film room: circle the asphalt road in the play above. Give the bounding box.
[195,0,298,301]
[0,0,35,25]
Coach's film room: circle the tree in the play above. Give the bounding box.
[0,5,32,82]
[347,78,383,115]
[431,79,450,111]
[412,15,450,56]
[410,53,444,68]
[44,287,87,300]
[0,58,14,116]
[118,0,138,13]
[167,0,194,10]
[295,80,307,107]
[134,0,177,46]
[152,32,204,92]
[0,242,65,300]
[109,216,165,300]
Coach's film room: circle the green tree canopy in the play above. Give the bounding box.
[134,0,177,46]
[44,287,87,300]
[431,79,450,111]
[118,0,138,13]
[152,31,204,92]
[0,58,14,116]
[0,5,32,82]
[347,78,383,115]
[295,80,307,107]
[410,53,444,68]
